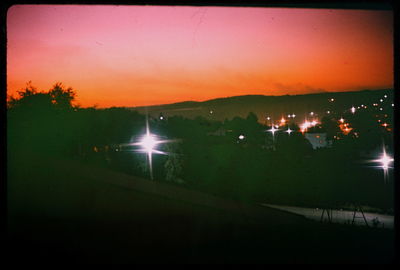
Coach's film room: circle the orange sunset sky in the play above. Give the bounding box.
[7,5,393,108]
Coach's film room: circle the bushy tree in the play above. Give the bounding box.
[163,142,184,184]
[48,82,77,110]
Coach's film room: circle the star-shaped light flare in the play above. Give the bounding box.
[268,125,278,136]
[120,119,177,180]
[370,146,394,183]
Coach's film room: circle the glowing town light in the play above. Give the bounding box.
[280,117,286,125]
[140,133,158,153]
[380,151,394,169]
[380,99,383,102]
[210,110,213,114]
[326,110,330,114]
[382,123,388,127]
[300,120,311,133]
[159,116,164,120]
[286,128,293,135]
[311,120,317,126]
[266,116,271,120]
[268,126,278,136]
[288,114,291,118]
[351,106,356,114]
[292,114,296,118]
[138,124,163,180]
[120,119,177,180]
[339,118,345,123]
[238,134,245,140]
[275,125,279,129]
[372,148,394,182]
[310,112,314,116]
[384,95,387,98]
[330,98,335,102]
[380,108,383,111]
[392,104,394,107]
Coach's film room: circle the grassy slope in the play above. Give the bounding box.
[7,151,395,263]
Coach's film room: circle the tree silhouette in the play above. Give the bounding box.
[8,81,77,112]
[7,82,77,155]
[48,82,77,110]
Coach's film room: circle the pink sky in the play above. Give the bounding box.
[7,5,393,107]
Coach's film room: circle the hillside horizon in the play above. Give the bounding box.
[129,88,393,123]
[130,88,392,109]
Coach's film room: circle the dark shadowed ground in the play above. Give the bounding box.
[7,150,395,264]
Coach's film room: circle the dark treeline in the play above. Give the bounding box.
[7,82,394,213]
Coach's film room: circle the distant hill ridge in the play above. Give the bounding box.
[129,89,393,123]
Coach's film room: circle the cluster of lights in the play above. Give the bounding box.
[114,92,394,182]
[300,119,319,133]
[261,93,392,139]
[341,123,352,135]
[337,117,353,135]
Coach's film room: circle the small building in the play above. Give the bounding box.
[304,133,332,149]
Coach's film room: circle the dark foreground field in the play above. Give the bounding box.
[7,151,395,264]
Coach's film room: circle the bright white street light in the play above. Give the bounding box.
[120,119,176,180]
[377,151,394,170]
[371,146,394,183]
[140,133,158,153]
[268,126,278,136]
